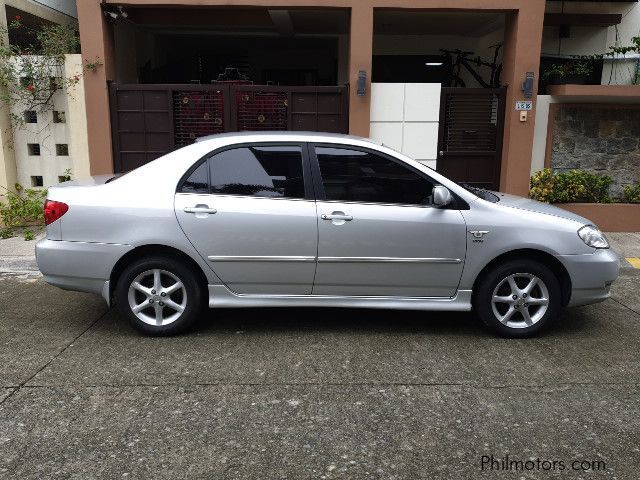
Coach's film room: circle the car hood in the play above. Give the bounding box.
[490,192,592,225]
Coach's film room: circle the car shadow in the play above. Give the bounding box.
[193,307,491,337]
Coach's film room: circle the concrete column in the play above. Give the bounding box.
[348,3,373,137]
[77,0,116,175]
[65,55,91,180]
[499,3,545,196]
[0,0,17,191]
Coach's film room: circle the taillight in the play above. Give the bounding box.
[44,200,69,225]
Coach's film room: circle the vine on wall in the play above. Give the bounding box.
[0,16,88,128]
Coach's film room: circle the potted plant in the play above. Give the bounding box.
[543,60,594,85]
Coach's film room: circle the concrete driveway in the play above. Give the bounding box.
[0,271,639,479]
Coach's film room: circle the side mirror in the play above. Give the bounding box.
[432,185,453,207]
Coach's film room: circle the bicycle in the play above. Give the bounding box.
[440,44,503,88]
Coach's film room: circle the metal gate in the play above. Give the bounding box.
[436,88,506,190]
[109,83,348,172]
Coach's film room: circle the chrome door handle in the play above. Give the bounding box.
[321,213,353,221]
[184,206,217,214]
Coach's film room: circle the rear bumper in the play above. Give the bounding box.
[36,238,131,302]
[557,249,620,307]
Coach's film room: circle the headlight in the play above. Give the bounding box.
[578,225,609,249]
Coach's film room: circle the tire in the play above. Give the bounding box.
[114,256,204,336]
[473,259,561,338]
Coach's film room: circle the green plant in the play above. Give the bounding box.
[623,183,640,203]
[572,60,593,77]
[60,168,72,182]
[84,57,103,73]
[530,168,613,203]
[23,229,35,241]
[0,184,47,228]
[543,60,594,79]
[608,36,640,57]
[0,227,13,239]
[0,16,81,128]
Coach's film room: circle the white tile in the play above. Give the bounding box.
[402,122,439,160]
[404,83,441,122]
[370,122,403,152]
[370,83,404,122]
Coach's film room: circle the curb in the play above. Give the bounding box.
[0,256,41,276]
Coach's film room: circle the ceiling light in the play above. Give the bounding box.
[425,62,443,66]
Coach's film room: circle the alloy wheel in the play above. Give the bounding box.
[490,273,549,329]
[127,269,187,326]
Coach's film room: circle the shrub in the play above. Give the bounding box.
[623,183,640,203]
[530,168,612,203]
[0,184,47,228]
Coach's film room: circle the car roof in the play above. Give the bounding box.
[195,131,382,146]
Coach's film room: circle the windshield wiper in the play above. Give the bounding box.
[460,183,499,203]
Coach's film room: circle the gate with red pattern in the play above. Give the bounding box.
[109,83,348,172]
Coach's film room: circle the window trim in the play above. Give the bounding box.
[308,142,465,209]
[177,142,314,201]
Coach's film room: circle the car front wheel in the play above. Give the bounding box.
[115,256,203,335]
[473,259,561,337]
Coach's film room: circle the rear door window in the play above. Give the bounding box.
[209,146,305,199]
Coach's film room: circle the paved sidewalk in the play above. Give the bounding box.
[607,233,640,268]
[0,232,43,274]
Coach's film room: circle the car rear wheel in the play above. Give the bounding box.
[115,256,204,335]
[473,259,561,337]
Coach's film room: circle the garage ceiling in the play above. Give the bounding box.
[374,11,505,37]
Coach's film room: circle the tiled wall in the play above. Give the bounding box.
[369,83,441,169]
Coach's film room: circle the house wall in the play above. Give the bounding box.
[373,28,504,88]
[543,1,640,86]
[0,1,16,192]
[3,0,76,24]
[533,93,640,176]
[0,0,78,191]
[80,0,546,197]
[369,83,440,169]
[10,54,90,188]
[550,105,640,199]
[30,0,77,18]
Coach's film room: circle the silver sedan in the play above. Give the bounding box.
[36,132,619,337]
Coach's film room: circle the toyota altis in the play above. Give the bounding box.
[36,132,619,336]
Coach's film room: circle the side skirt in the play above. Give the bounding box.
[208,285,473,311]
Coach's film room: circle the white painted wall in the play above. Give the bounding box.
[531,95,552,175]
[370,83,440,168]
[10,54,90,188]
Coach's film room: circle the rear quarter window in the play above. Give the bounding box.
[180,162,209,194]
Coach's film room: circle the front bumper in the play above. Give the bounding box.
[557,248,620,307]
[36,238,132,302]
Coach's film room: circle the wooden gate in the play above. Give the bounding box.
[436,87,506,190]
[109,83,348,172]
